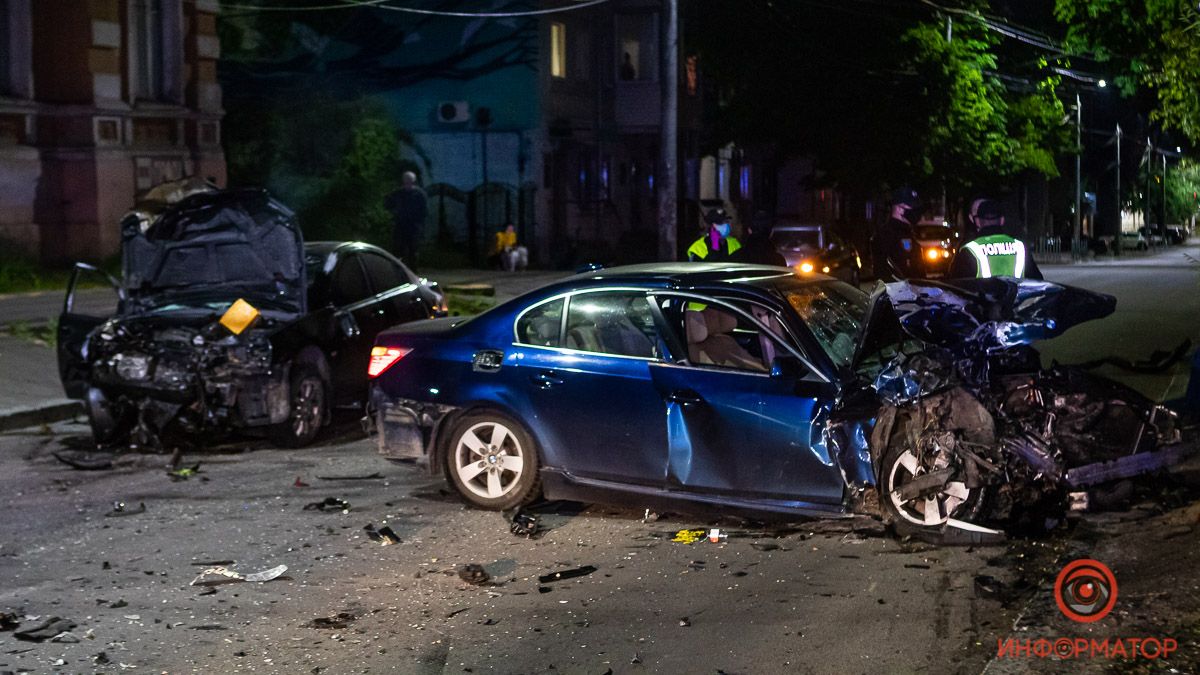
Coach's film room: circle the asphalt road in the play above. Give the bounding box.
[1,419,1197,674]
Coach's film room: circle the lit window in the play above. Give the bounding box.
[550,22,566,79]
[739,166,751,199]
[133,0,165,101]
[616,14,656,82]
[686,55,698,96]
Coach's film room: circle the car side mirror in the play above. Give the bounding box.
[770,354,806,379]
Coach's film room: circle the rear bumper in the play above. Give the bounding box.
[369,389,456,462]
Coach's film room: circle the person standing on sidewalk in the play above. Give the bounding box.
[948,199,1043,279]
[385,171,428,271]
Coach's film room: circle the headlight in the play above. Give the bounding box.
[114,353,151,381]
[821,265,831,273]
[924,247,943,261]
[798,261,815,274]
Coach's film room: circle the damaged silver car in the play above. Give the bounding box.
[58,185,442,450]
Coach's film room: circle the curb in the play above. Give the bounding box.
[0,399,83,433]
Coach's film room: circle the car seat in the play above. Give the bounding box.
[685,308,765,371]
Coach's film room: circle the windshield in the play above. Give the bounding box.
[771,229,822,250]
[914,225,952,241]
[774,279,869,368]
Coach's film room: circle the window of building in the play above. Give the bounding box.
[133,0,165,101]
[550,22,566,79]
[615,13,657,82]
[686,55,699,96]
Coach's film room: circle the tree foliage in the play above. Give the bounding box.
[1055,0,1200,141]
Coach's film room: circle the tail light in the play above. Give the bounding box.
[368,346,411,378]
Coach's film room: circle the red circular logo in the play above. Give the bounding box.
[1054,559,1118,623]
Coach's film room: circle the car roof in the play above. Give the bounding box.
[563,263,813,291]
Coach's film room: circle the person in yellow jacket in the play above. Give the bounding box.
[687,208,742,261]
[490,223,528,271]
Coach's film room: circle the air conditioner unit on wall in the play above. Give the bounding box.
[436,101,470,123]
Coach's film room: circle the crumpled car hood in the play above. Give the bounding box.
[121,188,306,314]
[853,278,1117,368]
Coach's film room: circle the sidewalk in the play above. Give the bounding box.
[0,268,571,432]
[1039,241,1200,269]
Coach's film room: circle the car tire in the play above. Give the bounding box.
[444,410,541,510]
[85,387,128,444]
[879,439,986,540]
[270,364,327,448]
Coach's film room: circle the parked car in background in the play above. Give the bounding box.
[1140,226,1166,247]
[911,221,958,278]
[770,223,862,285]
[1165,225,1188,245]
[367,264,1194,541]
[58,186,444,451]
[1122,231,1149,250]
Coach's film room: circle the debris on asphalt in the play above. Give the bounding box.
[293,476,310,488]
[457,564,491,586]
[303,497,350,513]
[189,560,235,566]
[105,501,146,517]
[641,509,659,523]
[750,542,781,552]
[364,523,401,545]
[307,612,356,629]
[14,616,77,642]
[671,529,707,544]
[52,451,114,471]
[707,528,727,543]
[190,564,288,586]
[503,507,540,538]
[167,463,202,481]
[315,472,384,481]
[973,575,1006,600]
[0,611,19,631]
[537,565,597,583]
[50,631,81,643]
[678,617,691,627]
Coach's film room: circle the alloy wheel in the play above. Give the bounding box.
[454,421,525,500]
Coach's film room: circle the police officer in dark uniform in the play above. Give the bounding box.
[730,210,786,266]
[872,187,923,280]
[948,199,1043,279]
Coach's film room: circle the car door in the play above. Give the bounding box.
[359,250,428,325]
[647,294,845,506]
[329,252,390,405]
[57,263,123,399]
[510,290,670,487]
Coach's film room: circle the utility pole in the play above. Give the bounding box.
[1145,137,1153,242]
[1114,123,1122,255]
[657,0,679,261]
[1161,151,1168,236]
[1073,92,1082,259]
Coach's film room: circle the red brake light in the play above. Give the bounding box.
[368,346,411,378]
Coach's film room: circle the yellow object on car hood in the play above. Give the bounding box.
[220,298,260,335]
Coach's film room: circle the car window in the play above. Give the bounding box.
[777,280,867,368]
[657,298,775,372]
[331,254,371,306]
[564,292,659,358]
[360,252,406,294]
[515,298,564,347]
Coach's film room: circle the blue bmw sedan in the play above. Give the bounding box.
[366,264,1193,539]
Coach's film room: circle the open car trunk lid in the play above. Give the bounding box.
[121,188,306,315]
[851,278,1117,372]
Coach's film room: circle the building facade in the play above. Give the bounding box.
[0,0,225,262]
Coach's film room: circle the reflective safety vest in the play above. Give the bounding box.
[687,235,741,261]
[961,234,1027,278]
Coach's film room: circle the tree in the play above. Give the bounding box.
[1055,0,1200,142]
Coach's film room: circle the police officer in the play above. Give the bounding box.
[730,210,786,266]
[872,187,923,280]
[948,199,1043,279]
[688,208,742,262]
